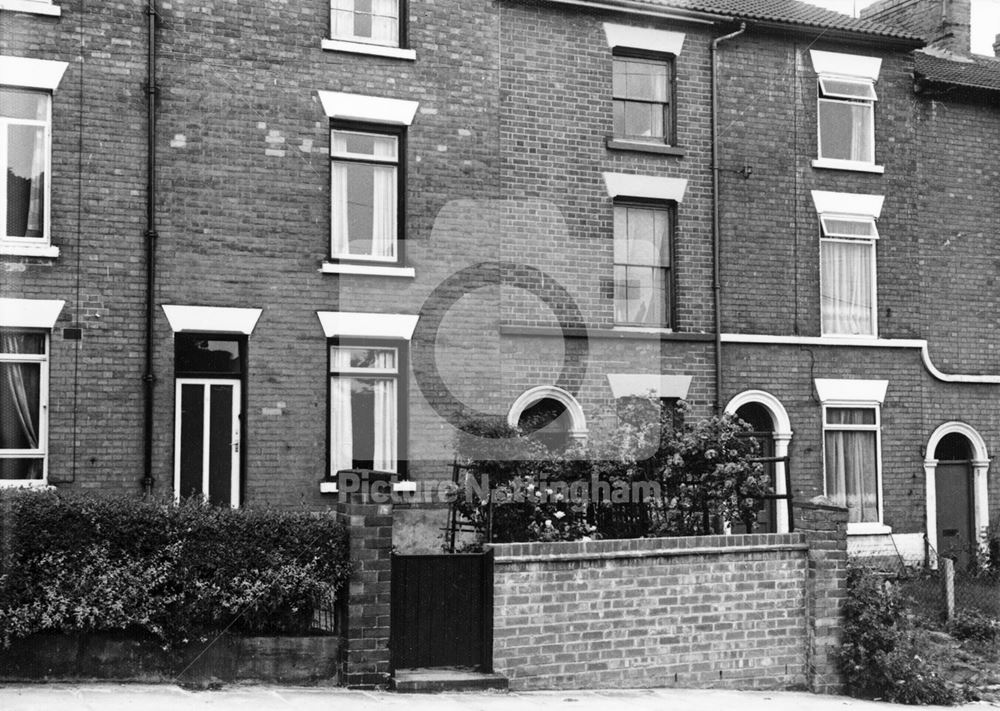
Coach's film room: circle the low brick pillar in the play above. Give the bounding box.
[795,497,849,694]
[334,469,394,688]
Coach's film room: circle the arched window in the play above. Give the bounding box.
[507,386,587,451]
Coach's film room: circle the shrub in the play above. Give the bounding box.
[949,609,1000,643]
[0,491,351,648]
[453,398,769,543]
[839,567,966,705]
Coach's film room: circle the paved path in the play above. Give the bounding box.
[0,684,996,711]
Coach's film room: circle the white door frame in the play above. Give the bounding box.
[174,378,241,508]
[924,421,989,566]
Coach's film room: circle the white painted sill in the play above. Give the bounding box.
[321,38,416,61]
[321,262,415,278]
[0,243,60,258]
[319,481,416,494]
[847,522,893,535]
[811,158,885,174]
[613,325,674,335]
[0,0,60,15]
[0,480,54,489]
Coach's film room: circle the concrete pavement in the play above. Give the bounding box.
[0,684,996,711]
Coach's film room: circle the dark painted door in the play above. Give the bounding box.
[391,552,493,671]
[936,461,974,568]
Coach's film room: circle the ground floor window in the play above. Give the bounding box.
[0,329,46,483]
[824,406,880,523]
[330,343,401,473]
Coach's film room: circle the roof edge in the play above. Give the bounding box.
[514,0,925,46]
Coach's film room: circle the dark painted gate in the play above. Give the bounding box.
[391,551,493,671]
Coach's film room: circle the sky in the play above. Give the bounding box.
[802,0,1000,55]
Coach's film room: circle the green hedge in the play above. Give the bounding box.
[0,491,351,648]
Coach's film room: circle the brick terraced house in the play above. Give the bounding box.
[0,0,998,564]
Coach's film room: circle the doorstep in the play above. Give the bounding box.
[391,667,509,693]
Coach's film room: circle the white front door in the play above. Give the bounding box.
[174,378,241,507]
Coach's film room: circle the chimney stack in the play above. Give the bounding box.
[994,32,1000,57]
[860,0,971,54]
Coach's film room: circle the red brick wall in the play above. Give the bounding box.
[489,527,840,690]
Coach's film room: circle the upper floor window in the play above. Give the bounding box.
[603,173,687,330]
[612,54,672,144]
[613,202,672,327]
[331,127,401,263]
[810,50,883,173]
[603,23,684,153]
[330,0,402,48]
[812,191,884,338]
[0,56,68,258]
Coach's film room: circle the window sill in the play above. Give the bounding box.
[811,158,884,174]
[847,522,892,536]
[0,243,59,258]
[321,38,416,61]
[0,0,60,15]
[321,262,415,278]
[613,325,674,335]
[606,137,684,157]
[0,480,53,489]
[320,480,415,494]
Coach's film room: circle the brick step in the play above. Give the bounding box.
[391,667,509,693]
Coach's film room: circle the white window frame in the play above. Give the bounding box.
[816,378,888,534]
[821,403,884,532]
[812,191,884,339]
[809,50,883,174]
[0,329,50,487]
[0,0,61,16]
[329,126,400,264]
[326,0,414,59]
[329,343,401,475]
[0,55,69,258]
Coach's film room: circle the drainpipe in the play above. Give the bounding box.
[711,22,745,413]
[142,0,158,495]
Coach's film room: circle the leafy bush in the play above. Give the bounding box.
[453,398,769,543]
[0,491,351,648]
[839,567,966,705]
[949,609,1000,643]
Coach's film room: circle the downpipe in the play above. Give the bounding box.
[710,22,746,413]
[142,0,158,495]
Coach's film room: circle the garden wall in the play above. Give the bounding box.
[488,500,847,692]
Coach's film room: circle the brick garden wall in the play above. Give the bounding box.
[488,501,848,692]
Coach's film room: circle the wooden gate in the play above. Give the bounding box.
[390,551,493,671]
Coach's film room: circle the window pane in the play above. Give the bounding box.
[615,58,667,102]
[821,240,873,335]
[825,429,878,523]
[614,266,664,326]
[821,216,877,239]
[819,100,873,162]
[7,124,46,238]
[820,77,877,101]
[0,457,43,480]
[332,131,397,160]
[334,161,397,258]
[0,331,45,354]
[613,207,627,263]
[175,335,242,375]
[331,376,397,473]
[331,346,397,371]
[0,89,47,121]
[621,101,663,139]
[826,407,876,426]
[178,383,204,500]
[0,361,41,450]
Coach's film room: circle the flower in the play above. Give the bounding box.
[554,511,565,519]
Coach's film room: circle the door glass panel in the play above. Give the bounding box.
[208,384,234,506]
[179,383,204,500]
[175,336,242,376]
